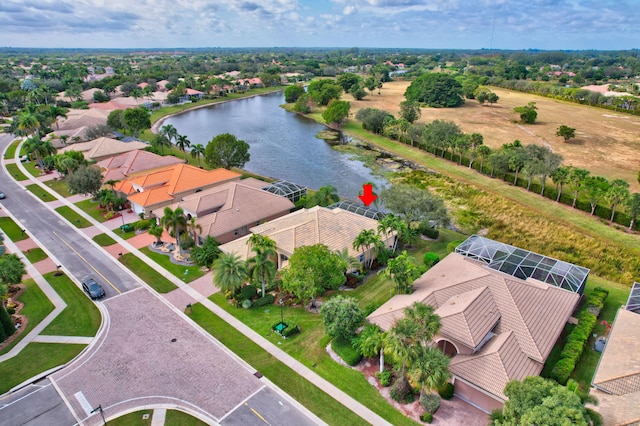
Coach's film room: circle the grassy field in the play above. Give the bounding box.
[0,217,27,241]
[5,163,28,181]
[0,343,85,394]
[349,81,640,191]
[54,205,92,228]
[40,272,101,336]
[139,247,205,283]
[0,279,54,355]
[118,253,177,293]
[188,303,376,426]
[75,199,109,222]
[92,233,117,246]
[22,247,47,263]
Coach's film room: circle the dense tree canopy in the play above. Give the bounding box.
[123,107,151,136]
[404,73,464,107]
[320,296,364,340]
[307,79,342,106]
[380,184,450,228]
[322,100,350,126]
[204,133,250,169]
[67,165,103,197]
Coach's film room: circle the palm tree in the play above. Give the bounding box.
[334,247,361,275]
[176,134,191,162]
[186,217,202,245]
[99,190,117,212]
[190,143,205,168]
[405,302,441,344]
[354,324,387,373]
[353,229,376,270]
[148,224,164,246]
[47,105,67,130]
[24,134,56,169]
[160,124,178,147]
[247,234,277,297]
[104,179,120,191]
[313,185,340,207]
[606,179,630,222]
[385,317,420,380]
[17,111,40,136]
[161,206,187,255]
[476,145,492,173]
[151,134,171,155]
[407,345,451,400]
[551,166,571,203]
[213,252,247,294]
[377,214,406,252]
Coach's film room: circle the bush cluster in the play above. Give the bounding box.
[331,337,363,366]
[252,294,275,308]
[420,393,441,414]
[240,284,257,301]
[551,289,607,384]
[418,223,440,240]
[134,219,151,231]
[437,382,454,400]
[423,252,440,268]
[390,378,414,404]
[375,370,393,387]
[420,413,433,423]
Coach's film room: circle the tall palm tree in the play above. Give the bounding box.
[161,206,187,255]
[551,166,571,203]
[405,302,441,344]
[407,345,451,399]
[148,224,164,246]
[176,134,191,162]
[151,134,171,155]
[160,124,178,147]
[186,217,202,245]
[247,234,277,297]
[17,111,40,136]
[385,317,420,380]
[47,105,67,130]
[24,134,56,169]
[213,252,247,294]
[353,228,376,269]
[190,143,205,168]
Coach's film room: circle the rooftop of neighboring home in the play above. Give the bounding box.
[96,149,183,183]
[115,163,241,208]
[186,88,204,95]
[368,251,580,401]
[220,205,390,262]
[58,137,148,161]
[171,178,294,240]
[56,108,110,132]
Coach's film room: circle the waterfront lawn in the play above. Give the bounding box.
[188,303,371,426]
[0,217,28,241]
[92,233,117,247]
[139,247,204,283]
[75,199,109,222]
[5,163,28,181]
[54,206,92,228]
[119,253,177,293]
[0,343,86,394]
[45,178,73,197]
[0,279,54,355]
[41,272,101,337]
[23,247,47,263]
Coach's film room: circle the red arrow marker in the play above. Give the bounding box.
[358,183,378,206]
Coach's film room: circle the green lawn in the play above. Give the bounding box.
[54,205,92,228]
[25,183,54,202]
[22,162,40,177]
[22,247,47,263]
[3,140,20,159]
[44,178,73,197]
[118,253,177,293]
[0,279,55,355]
[0,343,85,394]
[75,199,109,222]
[188,303,373,426]
[164,410,209,426]
[106,409,207,426]
[5,163,28,181]
[40,272,102,336]
[139,247,205,283]
[92,233,117,246]
[0,216,28,241]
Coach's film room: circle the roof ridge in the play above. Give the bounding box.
[501,278,544,362]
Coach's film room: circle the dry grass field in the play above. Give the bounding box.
[348,81,640,191]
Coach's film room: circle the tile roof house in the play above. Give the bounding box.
[590,284,640,425]
[368,252,580,413]
[58,137,148,161]
[95,149,183,183]
[114,163,241,218]
[170,178,294,244]
[219,206,396,269]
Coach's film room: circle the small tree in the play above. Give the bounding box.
[123,107,151,136]
[513,102,538,124]
[67,165,103,198]
[626,193,640,231]
[322,100,350,127]
[191,236,221,268]
[399,100,421,124]
[212,252,247,294]
[204,133,250,169]
[556,125,576,142]
[320,296,364,341]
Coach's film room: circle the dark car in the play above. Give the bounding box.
[82,278,105,300]
[0,191,5,199]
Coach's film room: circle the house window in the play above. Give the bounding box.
[241,226,248,235]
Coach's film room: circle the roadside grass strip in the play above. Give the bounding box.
[54,205,92,228]
[118,253,177,293]
[0,216,28,241]
[139,247,204,283]
[44,178,73,197]
[3,140,20,159]
[5,163,28,181]
[22,247,47,263]
[92,233,117,247]
[75,199,109,222]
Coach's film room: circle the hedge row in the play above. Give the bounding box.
[550,289,608,384]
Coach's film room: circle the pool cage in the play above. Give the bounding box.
[327,200,386,220]
[455,235,590,295]
[261,180,307,203]
[626,282,640,314]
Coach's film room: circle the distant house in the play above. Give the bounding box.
[368,236,585,413]
[105,66,114,74]
[219,206,395,269]
[58,137,147,162]
[590,283,640,425]
[171,178,294,244]
[96,149,183,184]
[114,164,241,218]
[185,88,204,100]
[156,80,170,92]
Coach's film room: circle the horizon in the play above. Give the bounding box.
[1,0,638,51]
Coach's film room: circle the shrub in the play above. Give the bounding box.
[420,393,441,414]
[437,382,454,400]
[281,322,300,338]
[423,252,440,268]
[180,236,195,251]
[446,240,463,253]
[252,294,275,308]
[6,307,15,315]
[241,299,252,309]
[103,211,115,220]
[390,378,414,403]
[375,370,393,387]
[331,336,363,366]
[240,284,257,301]
[418,223,439,240]
[134,219,151,231]
[420,413,433,423]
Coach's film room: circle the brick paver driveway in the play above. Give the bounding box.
[51,288,262,425]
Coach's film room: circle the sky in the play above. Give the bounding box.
[0,0,638,51]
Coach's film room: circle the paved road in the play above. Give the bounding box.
[0,381,77,426]
[221,387,316,426]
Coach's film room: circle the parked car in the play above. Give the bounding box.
[0,191,5,199]
[82,278,105,300]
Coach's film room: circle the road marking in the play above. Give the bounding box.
[247,403,270,425]
[52,231,121,294]
[74,391,93,416]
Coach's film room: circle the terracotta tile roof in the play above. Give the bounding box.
[450,331,541,400]
[57,108,110,131]
[186,88,204,95]
[58,137,148,161]
[171,178,294,239]
[116,164,241,208]
[96,150,183,183]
